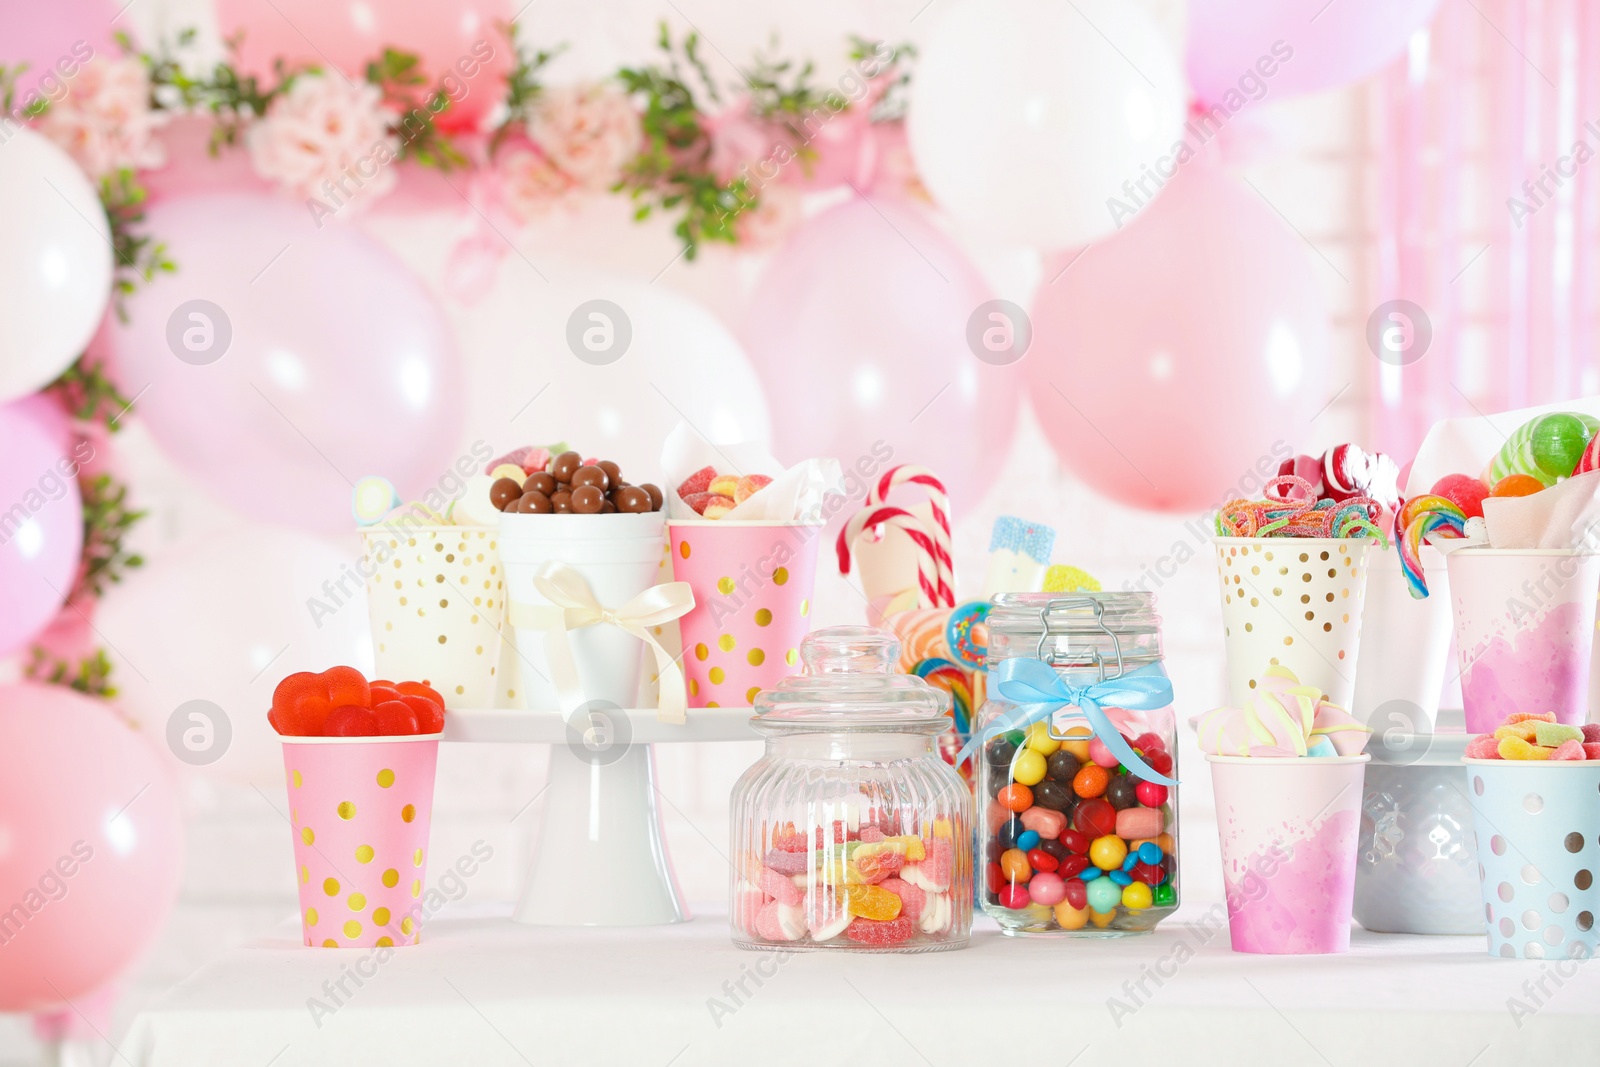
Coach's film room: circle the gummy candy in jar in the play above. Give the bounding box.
[729,627,973,953]
[975,593,1179,936]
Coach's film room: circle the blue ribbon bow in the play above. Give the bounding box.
[957,658,1179,787]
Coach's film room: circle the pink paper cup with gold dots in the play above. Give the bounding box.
[669,520,823,707]
[282,735,440,948]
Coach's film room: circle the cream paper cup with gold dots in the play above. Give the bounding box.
[669,520,822,708]
[283,734,439,949]
[1214,537,1373,710]
[361,525,506,709]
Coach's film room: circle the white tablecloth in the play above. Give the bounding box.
[123,905,1597,1067]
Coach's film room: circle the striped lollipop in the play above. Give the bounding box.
[1394,494,1467,599]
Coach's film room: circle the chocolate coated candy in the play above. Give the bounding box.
[600,498,617,514]
[550,451,583,484]
[570,484,606,514]
[551,489,573,513]
[994,817,1024,850]
[597,460,622,485]
[1031,779,1073,812]
[615,485,653,513]
[515,491,552,514]
[523,471,557,496]
[489,477,524,511]
[1047,750,1081,782]
[639,482,664,510]
[987,736,1019,767]
[571,465,610,492]
[1105,775,1139,811]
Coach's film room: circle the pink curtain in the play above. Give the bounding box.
[1370,0,1600,459]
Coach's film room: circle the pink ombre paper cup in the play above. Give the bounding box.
[1444,548,1600,734]
[283,735,440,948]
[668,520,822,707]
[1208,754,1368,954]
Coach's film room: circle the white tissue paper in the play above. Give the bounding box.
[660,422,843,522]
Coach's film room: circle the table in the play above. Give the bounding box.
[122,904,1598,1066]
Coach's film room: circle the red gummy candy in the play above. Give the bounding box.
[856,848,905,883]
[772,824,809,853]
[271,671,332,736]
[845,915,914,947]
[881,877,926,922]
[1583,724,1600,744]
[374,700,419,735]
[395,680,444,707]
[1074,798,1118,839]
[369,684,402,706]
[676,465,716,498]
[401,694,444,734]
[322,666,370,710]
[683,491,714,515]
[325,705,380,736]
[763,849,808,876]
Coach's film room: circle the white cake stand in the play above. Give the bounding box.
[443,706,756,926]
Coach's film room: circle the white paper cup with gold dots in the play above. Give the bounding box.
[668,520,823,708]
[283,734,439,948]
[361,524,505,709]
[1214,537,1373,709]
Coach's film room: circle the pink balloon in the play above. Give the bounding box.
[0,684,184,1010]
[0,398,85,657]
[1027,164,1330,513]
[216,0,514,133]
[139,116,270,204]
[1187,0,1441,105]
[0,0,115,104]
[106,194,464,532]
[742,197,1020,517]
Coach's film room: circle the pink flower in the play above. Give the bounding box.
[495,147,574,224]
[36,57,167,178]
[734,183,801,249]
[527,83,640,191]
[246,73,398,210]
[705,104,787,185]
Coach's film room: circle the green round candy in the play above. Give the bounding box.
[1532,413,1591,480]
[1086,876,1122,913]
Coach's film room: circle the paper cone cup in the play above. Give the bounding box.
[360,525,504,709]
[1214,538,1370,708]
[1352,543,1453,728]
[1465,759,1600,959]
[499,512,666,710]
[1445,549,1600,733]
[1208,754,1368,954]
[283,735,439,948]
[668,520,822,707]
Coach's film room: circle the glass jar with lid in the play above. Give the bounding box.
[975,592,1179,936]
[730,626,973,952]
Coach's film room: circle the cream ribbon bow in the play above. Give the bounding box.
[507,561,696,724]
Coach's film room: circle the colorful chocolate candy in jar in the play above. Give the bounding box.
[975,593,1179,935]
[729,627,973,952]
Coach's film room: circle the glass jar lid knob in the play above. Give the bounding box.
[798,626,900,675]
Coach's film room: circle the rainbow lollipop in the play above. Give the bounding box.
[1394,494,1467,599]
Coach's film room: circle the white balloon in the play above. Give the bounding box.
[0,128,113,401]
[98,525,374,787]
[455,272,771,481]
[908,0,1187,250]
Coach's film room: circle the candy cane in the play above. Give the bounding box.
[837,505,945,608]
[867,466,954,606]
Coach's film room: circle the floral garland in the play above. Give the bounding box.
[2,21,920,694]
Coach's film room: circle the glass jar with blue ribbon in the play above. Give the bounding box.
[970,593,1180,936]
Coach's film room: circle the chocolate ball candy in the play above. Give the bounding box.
[614,486,653,513]
[600,499,617,514]
[570,465,610,492]
[550,489,573,513]
[1031,778,1073,812]
[639,482,664,511]
[1105,774,1140,811]
[1047,750,1081,782]
[570,484,605,514]
[550,451,583,484]
[489,477,524,511]
[523,471,557,496]
[994,817,1025,851]
[514,490,552,514]
[597,460,622,485]
[986,735,1019,768]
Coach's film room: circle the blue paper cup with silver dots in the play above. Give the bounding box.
[1465,759,1600,960]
